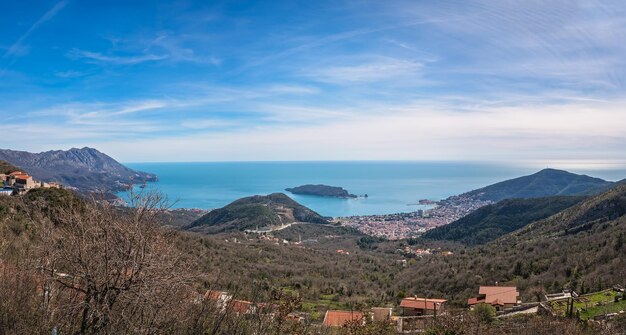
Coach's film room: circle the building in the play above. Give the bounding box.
[322,310,364,327]
[0,171,62,195]
[204,290,232,311]
[400,297,447,316]
[468,286,520,311]
[0,188,13,196]
[13,174,36,190]
[371,307,392,322]
[230,299,255,315]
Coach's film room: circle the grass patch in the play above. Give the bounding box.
[549,290,626,320]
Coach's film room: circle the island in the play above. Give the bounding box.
[285,184,358,198]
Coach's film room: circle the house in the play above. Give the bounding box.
[400,297,447,316]
[371,307,392,322]
[204,290,232,310]
[0,171,62,195]
[322,310,364,327]
[0,188,13,196]
[230,299,255,315]
[12,174,36,191]
[468,286,520,311]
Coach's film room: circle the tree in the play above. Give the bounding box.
[37,190,197,334]
[472,303,496,324]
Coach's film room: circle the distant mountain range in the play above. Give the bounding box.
[423,196,586,245]
[0,147,156,194]
[461,168,613,202]
[187,193,328,234]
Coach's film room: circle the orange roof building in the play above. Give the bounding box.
[230,299,254,314]
[400,297,447,316]
[468,286,520,310]
[322,310,364,327]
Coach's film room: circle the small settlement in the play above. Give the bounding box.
[0,171,61,196]
[199,285,528,333]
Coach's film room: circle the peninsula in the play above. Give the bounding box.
[285,184,358,198]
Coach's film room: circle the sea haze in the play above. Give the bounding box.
[120,162,621,217]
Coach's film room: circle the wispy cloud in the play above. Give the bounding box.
[0,0,69,76]
[180,118,236,130]
[68,49,168,65]
[2,0,69,59]
[2,0,626,163]
[89,98,626,163]
[302,57,424,84]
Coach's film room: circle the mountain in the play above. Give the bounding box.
[187,193,329,234]
[461,168,612,202]
[285,184,357,198]
[422,196,586,245]
[0,147,157,193]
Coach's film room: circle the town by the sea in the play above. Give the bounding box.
[122,161,626,218]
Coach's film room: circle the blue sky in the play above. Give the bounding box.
[1,0,625,166]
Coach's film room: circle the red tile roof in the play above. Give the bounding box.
[478,286,519,305]
[322,310,364,327]
[230,299,253,314]
[400,297,447,310]
[204,290,228,301]
[467,297,485,305]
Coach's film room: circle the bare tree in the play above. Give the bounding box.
[37,190,197,334]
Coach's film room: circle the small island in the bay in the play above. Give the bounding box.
[286,184,358,198]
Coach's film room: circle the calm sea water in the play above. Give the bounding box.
[120,162,625,217]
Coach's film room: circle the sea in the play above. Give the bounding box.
[120,161,626,218]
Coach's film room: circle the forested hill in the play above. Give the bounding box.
[422,196,586,245]
[0,147,157,193]
[505,182,626,240]
[0,160,19,174]
[187,193,329,234]
[461,168,612,202]
[396,182,626,303]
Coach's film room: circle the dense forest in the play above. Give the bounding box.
[423,196,585,245]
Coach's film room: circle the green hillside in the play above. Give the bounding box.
[463,168,612,202]
[0,160,20,174]
[422,196,585,245]
[396,183,626,303]
[187,193,329,233]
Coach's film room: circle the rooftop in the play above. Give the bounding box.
[400,297,447,310]
[322,310,364,327]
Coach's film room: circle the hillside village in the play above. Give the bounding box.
[198,284,626,332]
[0,170,61,196]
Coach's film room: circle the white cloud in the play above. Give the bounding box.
[84,99,626,164]
[68,49,168,64]
[303,57,424,84]
[180,118,236,129]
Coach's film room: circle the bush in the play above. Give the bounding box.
[472,303,496,324]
